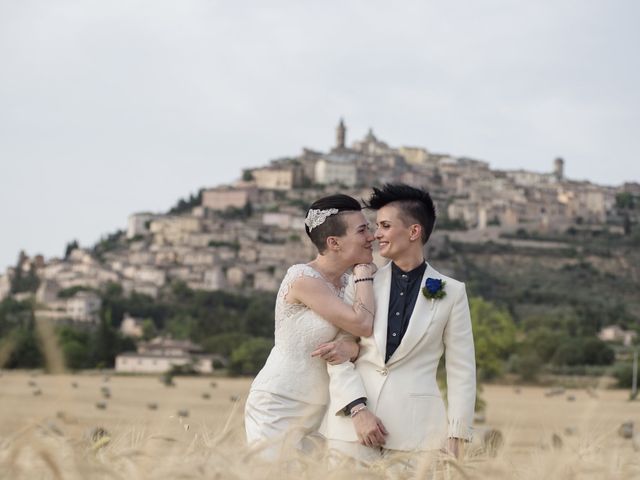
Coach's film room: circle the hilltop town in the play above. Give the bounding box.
[1,120,639,326]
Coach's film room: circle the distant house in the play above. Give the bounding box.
[115,337,216,374]
[66,291,101,323]
[598,325,637,347]
[119,313,145,338]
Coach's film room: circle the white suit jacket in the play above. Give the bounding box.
[320,262,476,451]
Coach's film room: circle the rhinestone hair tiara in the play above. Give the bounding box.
[305,208,339,231]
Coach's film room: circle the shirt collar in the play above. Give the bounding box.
[391,261,427,282]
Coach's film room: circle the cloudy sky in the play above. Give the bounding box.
[1,0,638,270]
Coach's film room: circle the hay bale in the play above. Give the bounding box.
[545,387,565,397]
[618,421,634,439]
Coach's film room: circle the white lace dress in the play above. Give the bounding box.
[244,264,346,457]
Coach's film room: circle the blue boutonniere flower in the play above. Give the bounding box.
[422,277,446,300]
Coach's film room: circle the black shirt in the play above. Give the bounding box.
[343,260,427,414]
[386,261,427,362]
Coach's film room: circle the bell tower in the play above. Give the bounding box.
[554,157,564,181]
[336,118,346,149]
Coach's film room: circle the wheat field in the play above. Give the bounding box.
[0,371,638,479]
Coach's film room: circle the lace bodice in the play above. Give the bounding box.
[250,264,347,404]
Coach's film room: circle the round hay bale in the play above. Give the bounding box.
[618,421,634,439]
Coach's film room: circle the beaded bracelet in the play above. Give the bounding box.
[350,404,367,418]
[354,277,374,284]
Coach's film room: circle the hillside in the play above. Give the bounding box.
[431,230,640,332]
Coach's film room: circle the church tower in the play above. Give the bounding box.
[553,157,564,181]
[336,118,346,150]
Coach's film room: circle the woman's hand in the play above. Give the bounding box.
[353,263,377,278]
[311,338,360,365]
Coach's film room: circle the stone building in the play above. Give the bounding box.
[314,158,358,187]
[115,337,214,374]
[127,212,158,239]
[201,186,258,211]
[66,291,102,323]
[248,163,304,190]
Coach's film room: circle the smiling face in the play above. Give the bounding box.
[333,211,374,264]
[375,204,419,261]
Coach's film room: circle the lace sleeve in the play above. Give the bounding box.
[278,264,323,305]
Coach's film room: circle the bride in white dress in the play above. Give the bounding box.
[244,194,377,459]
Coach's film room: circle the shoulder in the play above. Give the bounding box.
[285,264,321,279]
[427,264,466,295]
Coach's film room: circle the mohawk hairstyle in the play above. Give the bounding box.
[364,184,436,244]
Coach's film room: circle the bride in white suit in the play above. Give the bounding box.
[244,194,379,459]
[320,184,476,463]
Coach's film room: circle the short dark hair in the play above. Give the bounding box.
[364,184,436,244]
[305,194,362,254]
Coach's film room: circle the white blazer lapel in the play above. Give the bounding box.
[372,262,392,363]
[387,263,440,365]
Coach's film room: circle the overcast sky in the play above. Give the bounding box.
[1,0,638,271]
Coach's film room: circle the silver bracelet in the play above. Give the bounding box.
[350,404,367,418]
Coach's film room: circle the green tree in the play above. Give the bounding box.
[142,318,157,340]
[581,338,615,365]
[6,327,43,368]
[165,314,197,340]
[91,308,120,368]
[551,339,584,366]
[508,350,543,381]
[64,240,79,259]
[229,338,273,376]
[202,332,251,358]
[613,363,639,389]
[520,328,565,363]
[10,253,40,294]
[57,326,92,370]
[470,297,517,379]
[244,295,275,338]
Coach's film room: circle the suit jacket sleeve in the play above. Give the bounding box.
[443,283,476,440]
[326,276,367,416]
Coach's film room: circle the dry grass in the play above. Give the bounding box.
[0,372,638,479]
